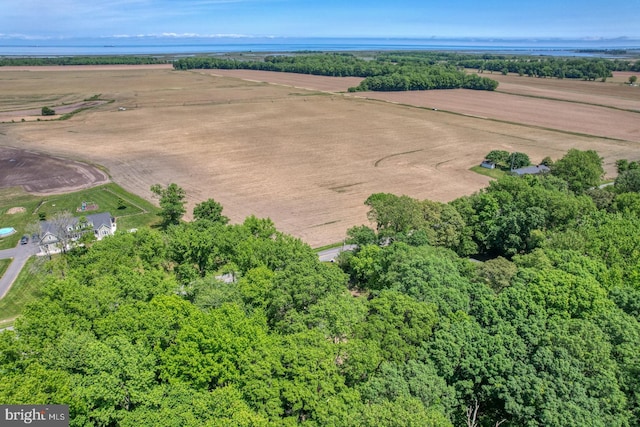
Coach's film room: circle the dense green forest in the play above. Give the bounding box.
[172,51,640,91]
[374,52,640,80]
[172,53,500,91]
[0,56,167,66]
[1,149,640,426]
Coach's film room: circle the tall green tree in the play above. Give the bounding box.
[507,151,531,169]
[150,183,186,228]
[167,221,228,278]
[552,149,604,194]
[615,169,640,193]
[365,193,422,235]
[193,198,229,224]
[484,150,510,168]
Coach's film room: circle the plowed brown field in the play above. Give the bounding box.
[1,65,639,246]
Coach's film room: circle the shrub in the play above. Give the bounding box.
[41,106,55,116]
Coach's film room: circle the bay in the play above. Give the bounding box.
[0,36,639,57]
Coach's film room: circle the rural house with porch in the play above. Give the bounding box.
[38,212,117,254]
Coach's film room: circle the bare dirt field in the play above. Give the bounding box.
[202,69,363,93]
[0,146,109,195]
[485,71,640,111]
[1,65,639,246]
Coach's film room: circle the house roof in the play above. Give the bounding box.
[512,165,550,176]
[40,212,114,237]
[85,212,113,229]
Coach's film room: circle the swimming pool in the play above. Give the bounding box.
[0,227,16,238]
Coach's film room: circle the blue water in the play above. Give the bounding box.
[1,37,639,57]
[0,227,16,237]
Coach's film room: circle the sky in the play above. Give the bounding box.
[0,0,638,40]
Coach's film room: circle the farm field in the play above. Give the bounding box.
[0,145,109,194]
[484,71,640,111]
[202,69,364,92]
[350,83,640,143]
[1,65,639,247]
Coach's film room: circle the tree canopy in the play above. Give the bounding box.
[193,198,229,224]
[173,53,499,92]
[551,149,604,194]
[150,183,187,229]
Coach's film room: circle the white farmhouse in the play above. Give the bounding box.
[38,212,117,254]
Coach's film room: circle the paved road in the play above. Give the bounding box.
[317,244,357,262]
[0,240,39,299]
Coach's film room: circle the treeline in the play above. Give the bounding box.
[461,57,619,80]
[376,51,640,79]
[350,68,498,91]
[172,50,640,91]
[0,56,168,66]
[173,53,391,77]
[1,149,640,426]
[173,53,500,92]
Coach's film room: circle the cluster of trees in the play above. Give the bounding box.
[375,51,640,80]
[459,57,616,80]
[172,50,639,90]
[173,54,392,77]
[0,56,167,66]
[172,53,499,92]
[349,68,498,92]
[358,149,606,258]
[1,149,640,426]
[484,148,604,195]
[484,150,533,170]
[0,201,456,425]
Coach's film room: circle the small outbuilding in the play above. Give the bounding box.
[480,160,496,169]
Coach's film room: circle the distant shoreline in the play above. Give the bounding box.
[1,36,639,58]
[0,64,173,72]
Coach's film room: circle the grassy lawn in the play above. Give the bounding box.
[0,183,159,250]
[0,257,46,328]
[470,165,508,180]
[313,241,345,251]
[0,258,10,279]
[0,187,42,249]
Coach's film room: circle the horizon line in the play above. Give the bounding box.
[1,34,639,42]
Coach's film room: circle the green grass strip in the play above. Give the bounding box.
[470,165,508,179]
[0,257,46,327]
